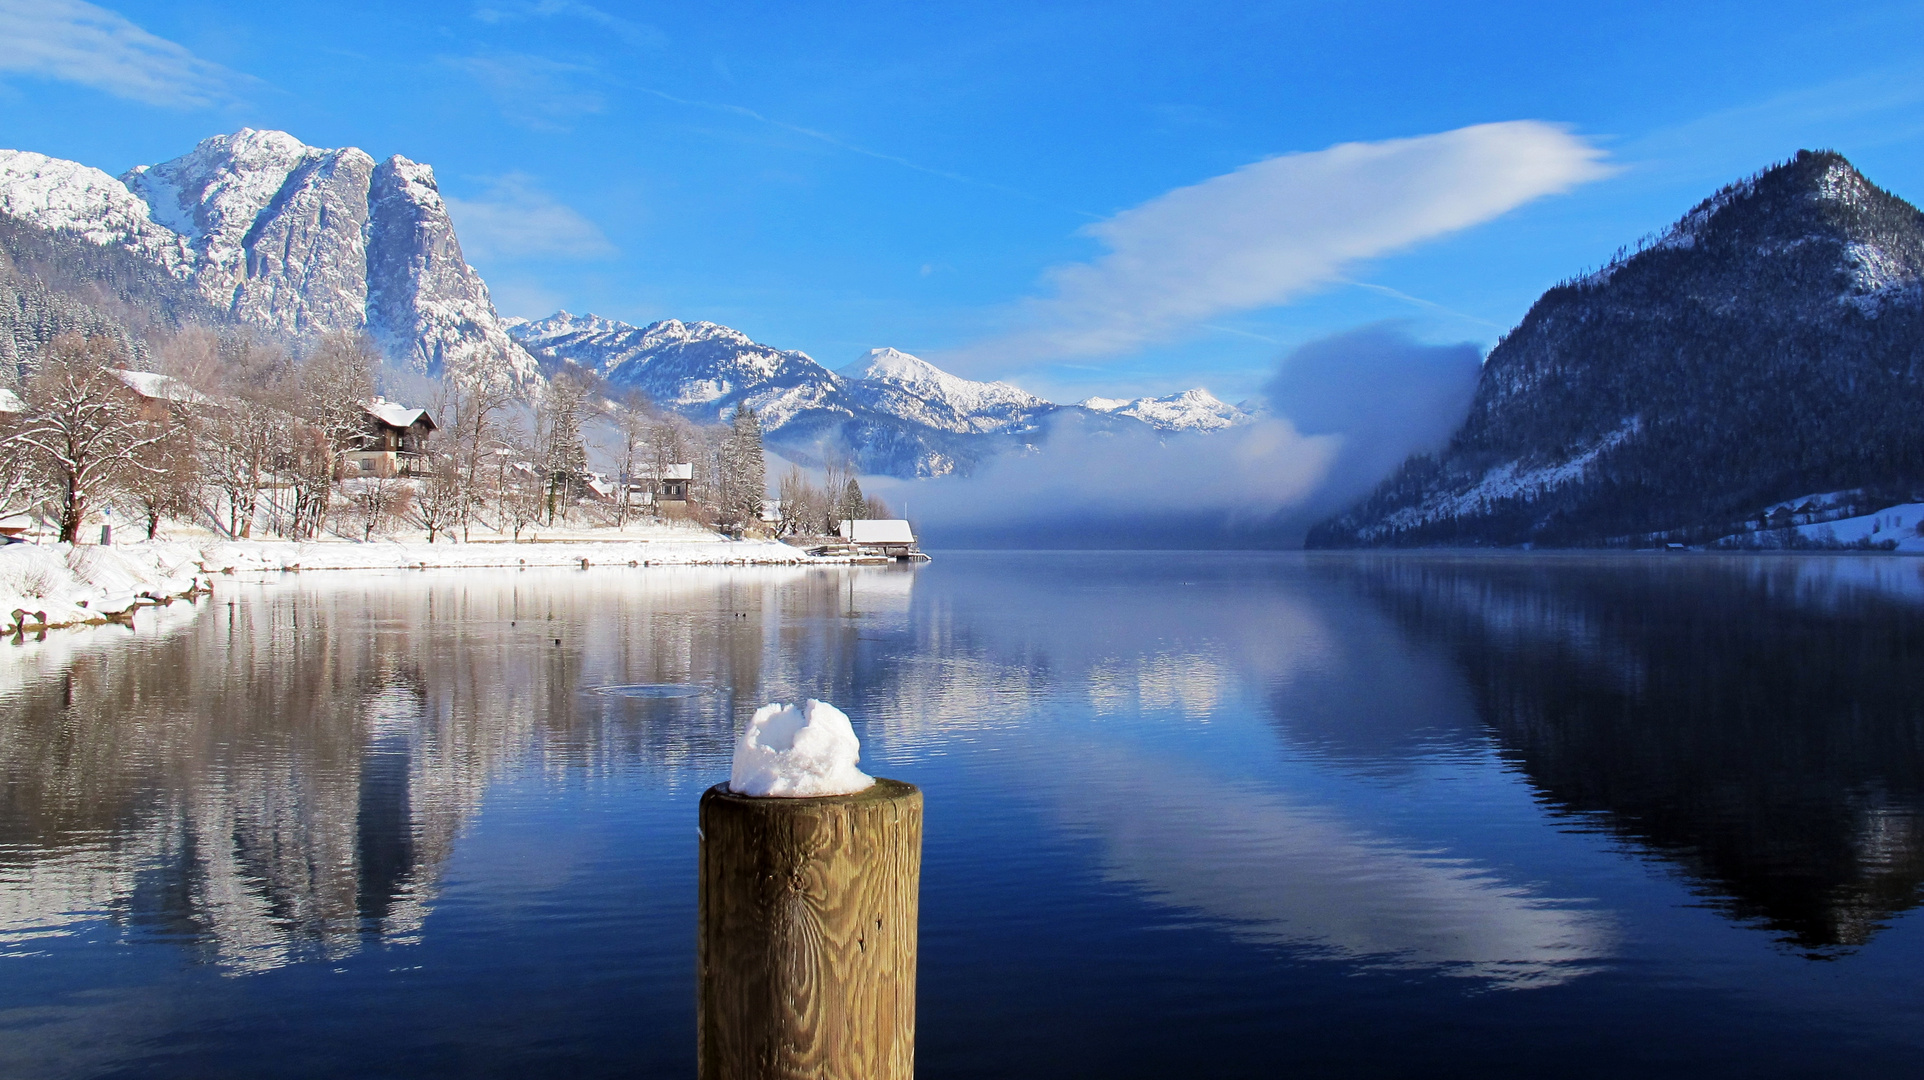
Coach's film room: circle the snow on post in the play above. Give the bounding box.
[700,699,920,1080]
[728,699,874,797]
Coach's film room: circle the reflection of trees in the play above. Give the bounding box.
[1358,556,1924,953]
[0,565,899,971]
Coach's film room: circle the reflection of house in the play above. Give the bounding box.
[657,463,694,513]
[345,399,436,477]
[111,369,214,422]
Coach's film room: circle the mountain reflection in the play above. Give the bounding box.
[0,565,874,972]
[1352,555,1924,953]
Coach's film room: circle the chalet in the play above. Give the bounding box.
[111,369,214,422]
[658,463,694,502]
[344,398,436,477]
[830,519,927,561]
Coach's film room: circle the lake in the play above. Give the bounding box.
[2,551,1922,1078]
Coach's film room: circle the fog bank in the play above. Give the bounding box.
[898,325,1482,548]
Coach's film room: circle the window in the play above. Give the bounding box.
[359,459,375,472]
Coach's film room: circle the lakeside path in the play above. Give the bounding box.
[0,535,840,634]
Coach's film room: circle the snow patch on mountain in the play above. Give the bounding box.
[1360,419,1641,543]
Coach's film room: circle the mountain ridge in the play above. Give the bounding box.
[1310,149,1924,548]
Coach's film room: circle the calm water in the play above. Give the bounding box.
[2,552,1923,1078]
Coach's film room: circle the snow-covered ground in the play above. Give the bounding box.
[0,531,843,635]
[0,542,212,631]
[1716,503,1924,552]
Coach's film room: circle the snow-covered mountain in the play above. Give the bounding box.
[838,348,1050,434]
[1078,388,1251,432]
[0,129,538,386]
[507,312,1243,477]
[1311,150,1924,549]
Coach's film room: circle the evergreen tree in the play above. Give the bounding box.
[722,404,766,530]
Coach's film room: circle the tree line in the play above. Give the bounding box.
[0,329,801,544]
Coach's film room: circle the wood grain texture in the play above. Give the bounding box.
[698,778,922,1080]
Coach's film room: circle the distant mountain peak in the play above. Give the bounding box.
[1076,387,1250,432]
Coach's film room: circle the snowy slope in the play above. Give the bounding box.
[0,150,193,273]
[838,348,1049,434]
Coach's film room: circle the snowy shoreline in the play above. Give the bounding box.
[0,536,843,634]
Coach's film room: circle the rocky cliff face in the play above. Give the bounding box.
[0,129,538,387]
[1310,150,1924,548]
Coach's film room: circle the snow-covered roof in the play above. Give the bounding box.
[661,463,694,480]
[112,369,215,406]
[0,388,23,413]
[839,519,915,544]
[362,397,435,430]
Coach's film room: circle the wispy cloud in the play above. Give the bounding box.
[445,53,603,131]
[630,86,1093,217]
[956,121,1611,366]
[444,173,616,262]
[0,0,243,107]
[472,0,667,50]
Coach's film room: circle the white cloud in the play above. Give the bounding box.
[0,0,241,107]
[444,173,616,262]
[965,121,1611,365]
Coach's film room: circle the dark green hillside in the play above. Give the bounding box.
[1311,151,1924,548]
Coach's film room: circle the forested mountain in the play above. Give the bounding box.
[1310,150,1924,548]
[0,212,225,373]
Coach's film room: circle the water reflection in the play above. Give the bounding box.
[3,549,1922,1002]
[0,565,892,972]
[1351,554,1924,953]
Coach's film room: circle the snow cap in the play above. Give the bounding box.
[729,699,875,797]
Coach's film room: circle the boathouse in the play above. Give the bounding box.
[835,519,923,560]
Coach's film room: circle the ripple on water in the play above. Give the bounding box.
[590,683,710,699]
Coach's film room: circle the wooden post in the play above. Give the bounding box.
[698,778,922,1080]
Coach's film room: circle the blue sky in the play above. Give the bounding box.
[4,0,1924,403]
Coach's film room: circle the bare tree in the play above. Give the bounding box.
[300,331,378,476]
[345,474,409,541]
[438,372,514,541]
[609,391,651,528]
[647,415,690,502]
[13,335,174,542]
[776,465,824,537]
[416,455,463,543]
[128,418,202,538]
[285,421,335,540]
